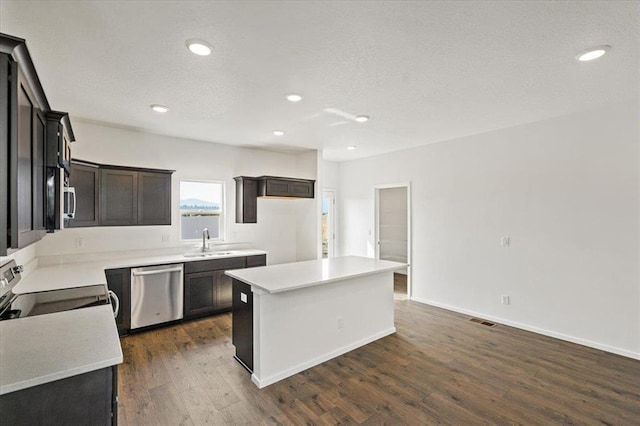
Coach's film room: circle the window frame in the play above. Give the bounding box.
[179,179,226,242]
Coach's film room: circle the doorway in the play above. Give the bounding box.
[322,190,336,258]
[375,184,411,300]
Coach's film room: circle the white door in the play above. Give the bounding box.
[375,184,411,298]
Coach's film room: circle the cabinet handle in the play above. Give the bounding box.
[131,267,183,276]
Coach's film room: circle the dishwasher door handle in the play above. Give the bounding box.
[131,267,184,276]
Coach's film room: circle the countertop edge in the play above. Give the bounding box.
[225,262,407,294]
[0,355,123,396]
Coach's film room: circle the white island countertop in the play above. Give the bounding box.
[225,255,407,294]
[0,305,123,395]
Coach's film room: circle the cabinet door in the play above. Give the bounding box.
[100,169,137,226]
[138,171,171,225]
[264,179,290,197]
[215,271,233,311]
[11,68,46,249]
[105,268,131,335]
[184,271,216,318]
[289,181,314,198]
[69,163,99,227]
[234,177,257,223]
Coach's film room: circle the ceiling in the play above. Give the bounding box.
[0,1,637,161]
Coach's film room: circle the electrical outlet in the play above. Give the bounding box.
[501,295,510,305]
[501,236,511,247]
[74,238,84,249]
[161,234,171,243]
[337,316,344,329]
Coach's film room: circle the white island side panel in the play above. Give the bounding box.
[251,270,395,388]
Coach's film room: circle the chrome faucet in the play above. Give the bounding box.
[202,228,210,252]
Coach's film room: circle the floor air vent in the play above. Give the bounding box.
[470,318,496,327]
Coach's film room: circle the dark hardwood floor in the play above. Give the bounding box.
[118,300,640,425]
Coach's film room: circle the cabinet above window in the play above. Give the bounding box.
[68,159,174,228]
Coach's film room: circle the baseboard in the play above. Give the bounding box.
[411,297,640,361]
[252,327,397,389]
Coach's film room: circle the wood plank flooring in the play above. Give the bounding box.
[118,300,640,425]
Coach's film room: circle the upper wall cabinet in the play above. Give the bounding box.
[257,176,315,198]
[68,159,173,228]
[234,175,315,224]
[0,33,74,255]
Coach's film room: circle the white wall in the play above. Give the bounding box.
[294,151,321,261]
[338,100,640,359]
[36,121,318,265]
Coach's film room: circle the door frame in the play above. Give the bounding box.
[322,189,337,258]
[374,182,412,299]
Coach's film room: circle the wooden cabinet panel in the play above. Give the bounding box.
[100,169,138,226]
[246,254,267,268]
[234,176,257,223]
[11,68,47,249]
[184,256,245,274]
[105,267,131,335]
[232,278,253,372]
[0,366,117,425]
[138,172,171,225]
[68,162,99,227]
[216,272,233,311]
[185,271,216,318]
[257,176,315,199]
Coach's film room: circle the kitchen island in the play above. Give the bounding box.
[225,255,407,388]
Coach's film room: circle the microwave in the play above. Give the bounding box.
[45,167,75,231]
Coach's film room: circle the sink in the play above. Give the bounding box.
[183,250,239,258]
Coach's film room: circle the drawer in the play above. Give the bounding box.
[185,256,246,273]
[246,254,267,268]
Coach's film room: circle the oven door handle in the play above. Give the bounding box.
[108,290,119,319]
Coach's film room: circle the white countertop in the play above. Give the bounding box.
[14,249,267,294]
[225,255,407,294]
[0,305,123,395]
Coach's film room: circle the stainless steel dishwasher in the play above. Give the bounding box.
[130,264,184,329]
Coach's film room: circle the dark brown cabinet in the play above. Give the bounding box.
[11,61,47,250]
[67,161,172,228]
[138,172,171,225]
[100,169,138,226]
[258,176,315,198]
[232,278,254,372]
[184,256,245,319]
[234,176,258,224]
[105,267,131,335]
[68,161,99,227]
[1,33,74,255]
[0,366,118,425]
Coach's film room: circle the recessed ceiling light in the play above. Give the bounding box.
[286,94,303,103]
[355,115,369,123]
[347,145,357,150]
[273,130,285,136]
[150,104,169,113]
[576,45,610,62]
[185,39,213,56]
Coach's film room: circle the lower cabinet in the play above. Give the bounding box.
[184,270,232,318]
[105,268,131,336]
[0,366,118,426]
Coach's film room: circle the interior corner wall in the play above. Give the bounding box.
[295,150,321,261]
[337,100,640,359]
[34,121,308,265]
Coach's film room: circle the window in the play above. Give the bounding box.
[180,180,225,241]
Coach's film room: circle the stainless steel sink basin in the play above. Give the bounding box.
[183,251,238,258]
